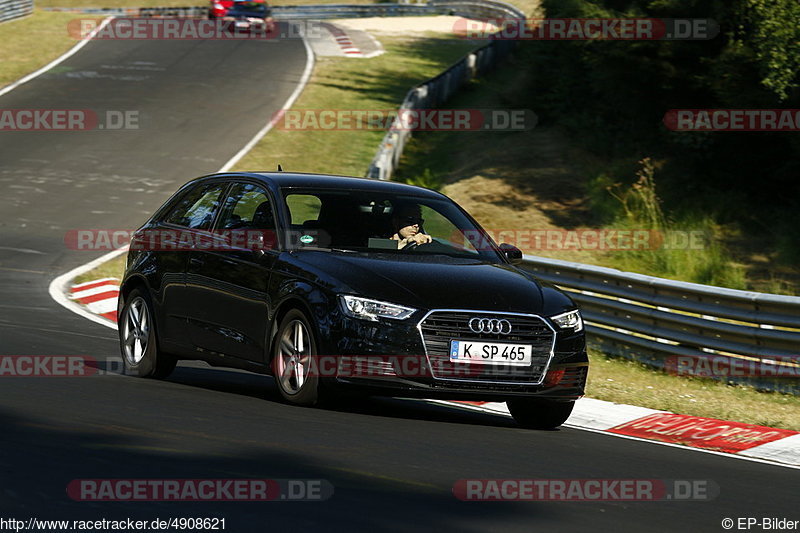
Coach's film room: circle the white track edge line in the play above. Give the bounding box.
[218,24,315,172]
[48,247,127,331]
[0,16,113,98]
[47,21,314,324]
[427,399,800,470]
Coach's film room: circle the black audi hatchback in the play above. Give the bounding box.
[118,172,588,428]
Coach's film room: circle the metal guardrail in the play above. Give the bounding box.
[0,0,33,23]
[275,0,523,19]
[519,255,800,394]
[43,1,525,19]
[274,4,433,19]
[366,0,523,180]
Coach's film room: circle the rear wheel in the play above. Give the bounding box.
[119,288,176,379]
[507,398,575,429]
[271,309,326,406]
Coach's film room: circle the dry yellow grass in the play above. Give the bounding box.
[73,254,127,286]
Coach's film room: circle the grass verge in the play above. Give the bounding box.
[72,254,127,286]
[588,350,800,431]
[233,33,485,173]
[0,10,102,89]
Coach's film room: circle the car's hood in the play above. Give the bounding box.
[225,4,268,17]
[290,251,553,314]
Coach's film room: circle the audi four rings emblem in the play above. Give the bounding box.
[468,317,512,334]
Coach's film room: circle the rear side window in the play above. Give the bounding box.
[164,182,227,229]
[285,194,322,225]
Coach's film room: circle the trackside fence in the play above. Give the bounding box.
[365,0,524,180]
[519,255,800,394]
[1,0,33,23]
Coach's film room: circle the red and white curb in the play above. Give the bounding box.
[321,22,363,57]
[49,247,127,330]
[52,270,800,469]
[438,399,800,468]
[69,278,119,323]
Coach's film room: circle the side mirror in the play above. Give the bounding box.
[498,243,523,264]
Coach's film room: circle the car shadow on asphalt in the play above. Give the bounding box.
[0,408,551,533]
[163,363,521,430]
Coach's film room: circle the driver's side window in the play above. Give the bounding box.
[217,183,275,230]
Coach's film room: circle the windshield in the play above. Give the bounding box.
[281,189,503,262]
[228,1,267,14]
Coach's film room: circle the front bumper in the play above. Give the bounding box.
[325,312,588,401]
[220,17,268,31]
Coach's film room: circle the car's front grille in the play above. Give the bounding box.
[418,311,555,384]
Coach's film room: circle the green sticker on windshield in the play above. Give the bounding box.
[300,235,314,244]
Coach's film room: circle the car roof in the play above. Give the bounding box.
[199,171,447,199]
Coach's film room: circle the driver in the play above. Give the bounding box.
[390,203,432,249]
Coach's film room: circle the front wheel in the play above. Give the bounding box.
[119,288,176,379]
[271,309,326,406]
[507,398,575,429]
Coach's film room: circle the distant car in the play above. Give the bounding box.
[209,0,272,32]
[118,172,588,429]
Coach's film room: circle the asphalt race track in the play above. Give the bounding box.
[0,27,797,532]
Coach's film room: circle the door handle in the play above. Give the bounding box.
[189,257,204,266]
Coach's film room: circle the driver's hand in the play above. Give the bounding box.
[403,233,432,246]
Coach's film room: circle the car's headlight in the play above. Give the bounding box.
[551,309,583,332]
[339,295,416,322]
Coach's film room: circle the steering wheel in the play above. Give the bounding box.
[399,238,434,252]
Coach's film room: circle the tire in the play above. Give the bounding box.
[119,288,177,379]
[271,309,327,406]
[507,398,575,429]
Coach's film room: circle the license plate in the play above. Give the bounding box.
[449,340,532,366]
